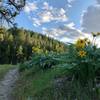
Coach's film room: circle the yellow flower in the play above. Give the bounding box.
[78,50,86,58]
[75,39,86,48]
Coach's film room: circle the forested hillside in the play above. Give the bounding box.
[0,27,66,64]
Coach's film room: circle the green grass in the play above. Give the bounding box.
[13,66,68,100]
[0,64,16,80]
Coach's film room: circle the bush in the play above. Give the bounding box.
[30,53,60,70]
[19,52,62,72]
[19,61,31,71]
[63,34,100,99]
[18,32,100,99]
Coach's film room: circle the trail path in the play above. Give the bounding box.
[0,68,19,100]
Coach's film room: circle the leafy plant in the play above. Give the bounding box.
[19,32,100,99]
[63,33,100,99]
[30,52,60,70]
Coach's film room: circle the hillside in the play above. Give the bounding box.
[0,27,66,64]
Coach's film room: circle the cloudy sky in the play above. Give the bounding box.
[15,0,100,45]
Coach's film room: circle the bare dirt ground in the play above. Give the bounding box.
[0,68,19,100]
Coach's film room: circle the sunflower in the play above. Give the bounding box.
[75,39,86,48]
[78,50,86,58]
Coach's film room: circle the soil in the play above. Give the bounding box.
[0,68,19,100]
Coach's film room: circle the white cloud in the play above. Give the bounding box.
[81,5,100,32]
[32,7,68,26]
[81,0,100,47]
[24,0,85,44]
[67,22,75,28]
[60,37,73,43]
[39,11,52,23]
[51,8,68,21]
[42,2,53,10]
[24,1,68,27]
[32,18,41,27]
[42,22,84,43]
[97,0,100,4]
[68,0,75,3]
[43,2,49,10]
[67,0,76,8]
[24,2,38,13]
[60,8,66,15]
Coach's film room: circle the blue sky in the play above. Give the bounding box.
[15,0,95,30]
[15,0,100,44]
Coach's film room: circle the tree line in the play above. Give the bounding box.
[0,27,66,64]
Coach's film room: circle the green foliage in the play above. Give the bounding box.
[13,66,68,100]
[32,53,60,70]
[19,35,100,99]
[19,52,60,71]
[62,37,100,99]
[19,61,32,72]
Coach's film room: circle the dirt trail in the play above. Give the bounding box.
[0,68,19,100]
